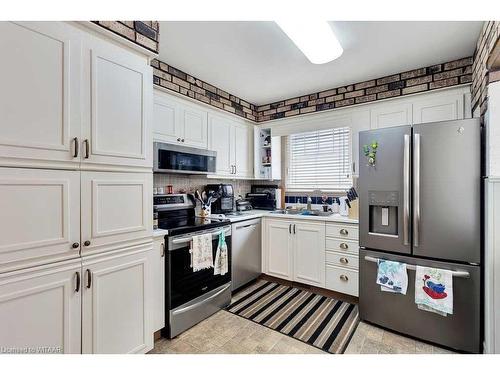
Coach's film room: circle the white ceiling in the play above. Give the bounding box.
[158,21,482,105]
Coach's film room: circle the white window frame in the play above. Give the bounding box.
[285,127,352,193]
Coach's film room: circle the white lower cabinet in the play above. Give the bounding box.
[293,222,325,287]
[82,245,153,354]
[264,219,294,280]
[0,259,82,353]
[263,218,325,287]
[152,236,165,332]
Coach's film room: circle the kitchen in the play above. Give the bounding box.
[1,2,500,368]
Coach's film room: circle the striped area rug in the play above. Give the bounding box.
[226,280,359,354]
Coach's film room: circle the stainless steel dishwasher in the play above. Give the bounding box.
[231,218,262,291]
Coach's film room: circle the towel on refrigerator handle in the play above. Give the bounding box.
[189,233,213,272]
[376,259,408,294]
[415,266,453,316]
[214,231,228,276]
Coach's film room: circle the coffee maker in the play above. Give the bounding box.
[204,184,234,214]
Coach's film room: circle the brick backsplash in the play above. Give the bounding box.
[153,174,277,200]
[93,21,159,53]
[152,59,259,122]
[472,21,500,115]
[255,57,473,122]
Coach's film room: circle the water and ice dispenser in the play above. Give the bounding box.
[368,191,399,236]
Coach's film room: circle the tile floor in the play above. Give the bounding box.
[149,284,454,354]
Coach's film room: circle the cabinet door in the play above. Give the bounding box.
[151,238,165,332]
[208,114,233,176]
[412,94,464,124]
[264,219,293,280]
[82,39,152,170]
[0,167,80,273]
[153,91,182,144]
[370,102,412,129]
[0,260,82,353]
[233,123,254,178]
[0,22,81,169]
[180,103,208,149]
[293,222,325,287]
[81,172,152,255]
[82,246,153,353]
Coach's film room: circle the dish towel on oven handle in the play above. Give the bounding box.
[190,233,213,272]
[376,259,408,294]
[214,231,228,276]
[415,266,453,316]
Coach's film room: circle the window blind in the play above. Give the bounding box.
[286,127,351,191]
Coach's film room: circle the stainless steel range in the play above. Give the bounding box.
[154,194,232,338]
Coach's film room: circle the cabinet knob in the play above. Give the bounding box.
[340,274,349,282]
[177,138,181,142]
[340,229,349,236]
[340,242,349,250]
[181,138,185,142]
[340,257,349,264]
[72,242,80,249]
[84,240,91,247]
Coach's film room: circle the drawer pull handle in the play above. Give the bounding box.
[340,274,349,282]
[340,229,349,235]
[340,257,349,264]
[340,242,349,250]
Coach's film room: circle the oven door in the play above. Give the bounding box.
[154,142,216,174]
[166,226,232,310]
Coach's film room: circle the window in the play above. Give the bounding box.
[286,127,351,191]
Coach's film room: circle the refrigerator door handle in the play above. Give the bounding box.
[413,133,421,248]
[403,134,410,246]
[363,256,470,278]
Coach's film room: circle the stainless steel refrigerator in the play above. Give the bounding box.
[358,118,482,353]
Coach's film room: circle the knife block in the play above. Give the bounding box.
[348,200,359,220]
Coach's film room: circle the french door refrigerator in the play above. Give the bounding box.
[358,118,482,353]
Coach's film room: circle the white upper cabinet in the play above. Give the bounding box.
[0,167,81,273]
[82,38,152,171]
[153,90,208,149]
[181,103,209,148]
[412,94,464,124]
[208,113,254,178]
[208,113,233,176]
[370,102,413,129]
[0,260,82,354]
[233,122,254,178]
[81,172,152,256]
[82,246,153,353]
[0,22,82,169]
[153,93,181,144]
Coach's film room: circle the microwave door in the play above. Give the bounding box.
[412,119,481,263]
[358,125,411,254]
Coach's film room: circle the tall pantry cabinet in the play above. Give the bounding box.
[0,22,154,353]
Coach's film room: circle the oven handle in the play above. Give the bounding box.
[171,228,231,245]
[172,283,231,316]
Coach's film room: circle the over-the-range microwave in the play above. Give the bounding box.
[153,141,217,174]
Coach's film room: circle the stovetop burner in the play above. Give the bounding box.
[153,193,230,236]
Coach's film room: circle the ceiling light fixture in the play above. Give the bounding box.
[275,20,343,64]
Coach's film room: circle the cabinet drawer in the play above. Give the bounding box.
[326,223,358,240]
[326,265,359,297]
[325,238,359,255]
[325,251,359,270]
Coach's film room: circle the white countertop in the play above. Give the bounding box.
[153,228,169,238]
[217,210,359,224]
